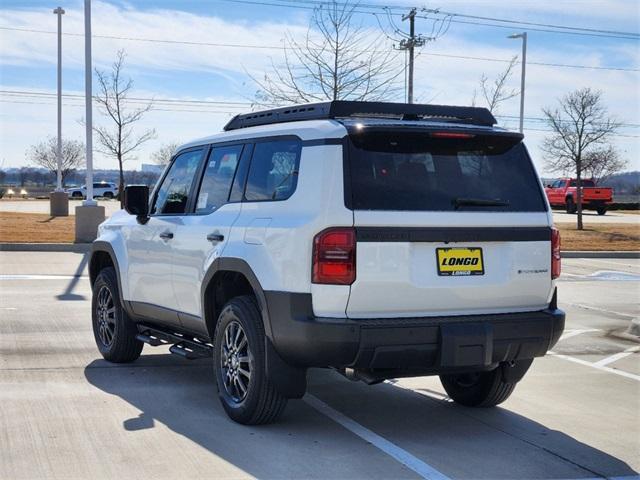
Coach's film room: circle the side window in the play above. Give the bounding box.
[229,144,253,203]
[151,149,203,215]
[244,139,301,201]
[195,145,243,214]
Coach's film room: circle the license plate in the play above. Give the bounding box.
[436,248,484,276]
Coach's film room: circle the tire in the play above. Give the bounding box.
[92,267,143,363]
[213,295,287,425]
[565,197,577,214]
[440,368,517,407]
[104,191,114,199]
[72,191,83,199]
[597,207,607,215]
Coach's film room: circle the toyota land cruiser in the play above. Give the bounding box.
[89,101,565,425]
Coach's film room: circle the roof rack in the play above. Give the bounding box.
[223,100,496,131]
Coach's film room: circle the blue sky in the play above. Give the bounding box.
[1,0,638,174]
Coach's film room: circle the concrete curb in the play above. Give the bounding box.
[0,243,91,253]
[561,251,640,259]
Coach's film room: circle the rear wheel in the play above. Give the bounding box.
[72,191,83,199]
[92,267,143,363]
[440,368,516,407]
[597,206,607,215]
[104,191,114,199]
[213,295,287,425]
[565,197,577,214]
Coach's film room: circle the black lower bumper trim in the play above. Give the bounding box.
[265,291,565,371]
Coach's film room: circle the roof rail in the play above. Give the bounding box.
[223,101,496,131]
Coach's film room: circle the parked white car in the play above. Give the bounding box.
[89,101,565,425]
[67,182,119,199]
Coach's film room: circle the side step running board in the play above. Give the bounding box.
[136,324,212,360]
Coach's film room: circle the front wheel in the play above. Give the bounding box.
[440,367,517,407]
[92,267,143,363]
[213,295,287,425]
[597,206,607,215]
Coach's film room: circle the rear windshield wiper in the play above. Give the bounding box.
[452,197,510,210]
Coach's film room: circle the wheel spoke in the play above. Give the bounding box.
[237,367,251,379]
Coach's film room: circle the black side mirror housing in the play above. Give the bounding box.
[124,185,150,224]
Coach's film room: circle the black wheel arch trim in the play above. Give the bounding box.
[90,241,135,318]
[201,257,307,398]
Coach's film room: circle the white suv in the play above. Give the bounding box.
[67,181,118,199]
[89,101,565,425]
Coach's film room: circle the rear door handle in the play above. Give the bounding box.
[207,233,224,243]
[159,231,174,240]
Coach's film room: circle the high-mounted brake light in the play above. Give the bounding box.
[312,227,356,285]
[430,132,475,139]
[551,227,561,279]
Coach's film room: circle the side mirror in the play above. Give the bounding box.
[124,185,150,224]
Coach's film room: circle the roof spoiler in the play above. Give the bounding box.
[223,101,497,131]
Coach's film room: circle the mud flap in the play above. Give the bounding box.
[265,338,307,398]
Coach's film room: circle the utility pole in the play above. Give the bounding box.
[399,8,425,104]
[49,6,69,217]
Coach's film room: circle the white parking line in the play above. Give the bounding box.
[0,274,87,280]
[559,329,600,341]
[565,302,637,320]
[549,352,640,382]
[593,346,640,367]
[304,394,450,480]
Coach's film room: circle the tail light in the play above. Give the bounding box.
[551,227,561,279]
[312,227,356,285]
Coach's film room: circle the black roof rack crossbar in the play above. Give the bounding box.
[223,101,496,131]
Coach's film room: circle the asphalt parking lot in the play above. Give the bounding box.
[0,253,638,480]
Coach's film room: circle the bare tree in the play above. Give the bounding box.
[582,146,628,183]
[541,88,620,229]
[27,137,85,187]
[252,1,402,105]
[94,50,155,205]
[472,56,519,114]
[151,142,180,166]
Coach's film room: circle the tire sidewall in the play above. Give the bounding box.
[213,299,266,423]
[91,268,123,358]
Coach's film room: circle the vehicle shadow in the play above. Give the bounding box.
[84,355,638,479]
[56,252,88,301]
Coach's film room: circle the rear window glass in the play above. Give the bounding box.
[347,132,546,212]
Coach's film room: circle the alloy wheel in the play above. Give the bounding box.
[221,320,252,403]
[96,285,116,347]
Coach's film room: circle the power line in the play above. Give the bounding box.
[1,27,637,73]
[216,0,640,40]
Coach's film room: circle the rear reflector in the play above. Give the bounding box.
[312,227,356,285]
[551,227,561,279]
[430,132,475,139]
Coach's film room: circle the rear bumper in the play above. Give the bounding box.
[265,291,565,373]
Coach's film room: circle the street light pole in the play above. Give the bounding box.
[75,0,105,242]
[508,32,527,134]
[53,7,65,192]
[83,0,95,206]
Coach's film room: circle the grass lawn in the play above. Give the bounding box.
[0,212,75,243]
[557,223,640,251]
[0,212,638,250]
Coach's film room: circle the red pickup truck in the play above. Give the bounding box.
[545,178,613,215]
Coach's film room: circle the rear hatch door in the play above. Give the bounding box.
[345,128,554,319]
